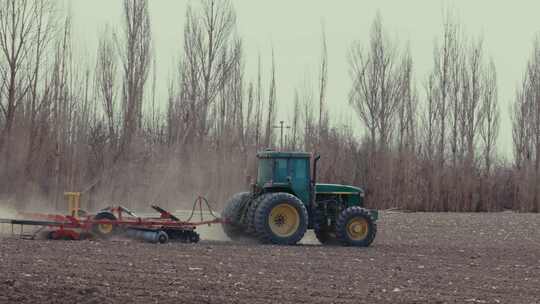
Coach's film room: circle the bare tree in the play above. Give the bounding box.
[96,25,118,147]
[422,74,438,162]
[254,53,263,147]
[264,49,276,148]
[512,68,533,211]
[23,0,56,181]
[0,0,45,183]
[480,60,499,175]
[397,46,417,153]
[118,0,152,158]
[461,37,485,167]
[245,81,254,143]
[349,13,400,153]
[512,35,540,211]
[432,10,461,169]
[429,9,467,210]
[301,74,315,151]
[196,0,236,139]
[512,77,531,171]
[420,74,440,210]
[455,36,486,211]
[395,45,419,209]
[289,89,300,150]
[479,59,499,211]
[318,22,328,148]
[531,39,540,210]
[48,13,74,207]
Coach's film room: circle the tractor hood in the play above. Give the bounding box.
[315,183,364,195]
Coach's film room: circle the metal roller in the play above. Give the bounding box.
[126,228,169,244]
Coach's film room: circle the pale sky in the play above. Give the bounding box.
[70,0,540,159]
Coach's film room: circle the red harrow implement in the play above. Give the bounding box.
[0,195,222,244]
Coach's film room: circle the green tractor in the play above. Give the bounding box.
[221,150,378,246]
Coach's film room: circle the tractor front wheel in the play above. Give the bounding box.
[254,192,308,245]
[221,192,251,241]
[335,206,376,247]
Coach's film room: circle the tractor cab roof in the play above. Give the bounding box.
[257,150,312,159]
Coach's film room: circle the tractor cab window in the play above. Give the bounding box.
[274,158,288,182]
[291,159,309,183]
[256,156,310,187]
[257,159,273,184]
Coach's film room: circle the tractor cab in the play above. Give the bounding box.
[256,150,312,205]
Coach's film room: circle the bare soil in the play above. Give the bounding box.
[1,212,540,304]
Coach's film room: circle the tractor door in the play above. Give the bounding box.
[289,158,310,206]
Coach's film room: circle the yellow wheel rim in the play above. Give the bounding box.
[98,223,113,234]
[268,203,300,237]
[346,217,369,240]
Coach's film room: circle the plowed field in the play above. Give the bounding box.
[1,212,540,303]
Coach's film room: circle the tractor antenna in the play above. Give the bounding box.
[272,120,291,150]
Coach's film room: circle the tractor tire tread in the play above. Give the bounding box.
[245,193,271,235]
[221,192,251,240]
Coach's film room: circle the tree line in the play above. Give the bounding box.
[0,0,538,212]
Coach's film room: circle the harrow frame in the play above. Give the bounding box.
[0,196,223,244]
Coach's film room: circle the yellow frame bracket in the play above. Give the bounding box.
[64,192,81,217]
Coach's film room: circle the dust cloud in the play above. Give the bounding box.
[173,209,229,242]
[0,201,16,219]
[195,224,229,241]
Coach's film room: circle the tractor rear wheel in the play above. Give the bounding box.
[221,192,251,241]
[335,206,376,247]
[254,192,308,245]
[245,193,271,235]
[92,212,118,238]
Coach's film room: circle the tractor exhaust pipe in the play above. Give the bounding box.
[311,155,321,210]
[312,154,321,186]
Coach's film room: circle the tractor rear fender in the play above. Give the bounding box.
[261,186,298,200]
